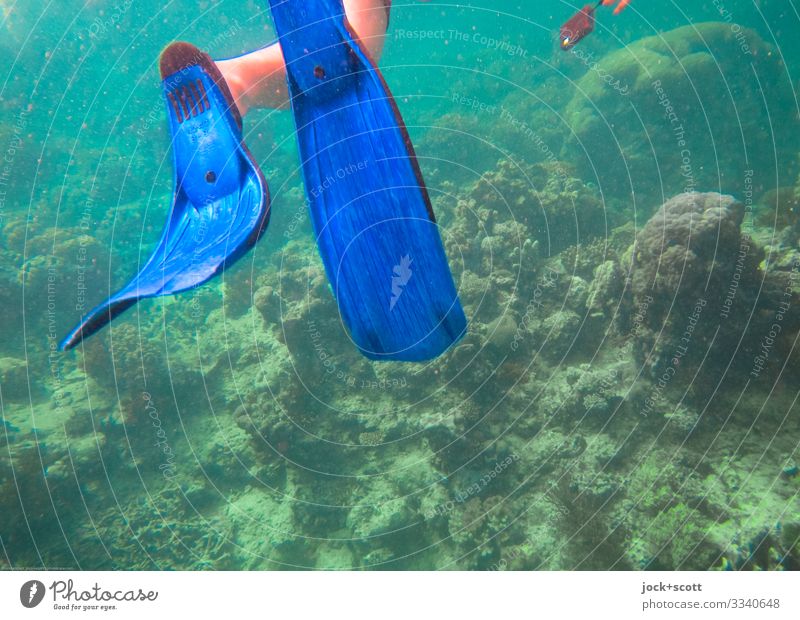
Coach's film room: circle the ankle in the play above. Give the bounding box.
[216,59,250,116]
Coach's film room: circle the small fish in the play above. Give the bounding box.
[559,0,631,51]
[560,4,598,50]
[782,463,799,478]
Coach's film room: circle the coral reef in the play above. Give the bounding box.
[2,11,800,574]
[563,23,798,205]
[455,158,610,258]
[4,158,800,574]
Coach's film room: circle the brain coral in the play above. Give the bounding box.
[631,191,745,304]
[627,192,800,384]
[630,192,750,375]
[563,22,796,204]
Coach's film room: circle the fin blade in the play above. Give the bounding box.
[59,44,269,350]
[272,0,466,361]
[59,297,138,351]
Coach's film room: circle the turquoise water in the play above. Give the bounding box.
[1,0,798,569]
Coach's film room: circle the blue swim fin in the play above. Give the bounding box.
[268,0,466,361]
[60,42,270,351]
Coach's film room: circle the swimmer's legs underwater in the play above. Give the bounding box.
[216,0,391,115]
[61,0,466,361]
[61,0,390,351]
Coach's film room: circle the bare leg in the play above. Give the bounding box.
[216,0,390,115]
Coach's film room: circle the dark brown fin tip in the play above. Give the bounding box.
[159,41,243,131]
[383,0,392,25]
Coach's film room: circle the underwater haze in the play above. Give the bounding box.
[1,0,799,569]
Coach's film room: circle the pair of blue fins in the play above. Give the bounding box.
[60,0,466,361]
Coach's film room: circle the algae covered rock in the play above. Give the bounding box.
[462,158,607,257]
[564,23,796,203]
[0,255,23,351]
[0,357,32,401]
[629,191,800,382]
[537,310,581,360]
[632,192,745,304]
[586,260,624,317]
[630,192,747,373]
[19,229,113,338]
